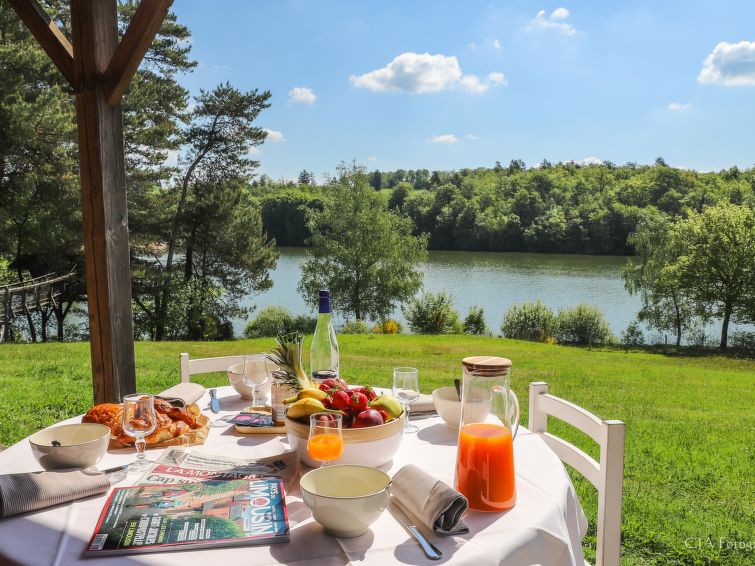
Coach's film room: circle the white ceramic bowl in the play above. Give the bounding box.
[433,386,492,429]
[29,423,110,470]
[286,411,404,468]
[300,465,391,538]
[227,362,272,402]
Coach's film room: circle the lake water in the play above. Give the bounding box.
[236,248,643,337]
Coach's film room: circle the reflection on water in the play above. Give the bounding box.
[237,248,641,336]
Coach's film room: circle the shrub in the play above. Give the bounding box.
[731,331,755,351]
[621,321,645,348]
[341,319,372,334]
[244,306,294,338]
[403,291,463,334]
[556,304,613,345]
[373,319,402,334]
[500,301,556,341]
[464,306,488,335]
[289,314,317,334]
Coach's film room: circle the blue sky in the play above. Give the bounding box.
[173,1,755,180]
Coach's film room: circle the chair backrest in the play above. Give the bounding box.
[179,353,246,383]
[528,382,626,566]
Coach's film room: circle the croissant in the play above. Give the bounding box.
[83,399,200,445]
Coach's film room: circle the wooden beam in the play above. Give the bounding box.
[7,0,76,86]
[102,0,173,106]
[71,0,136,404]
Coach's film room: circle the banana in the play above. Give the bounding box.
[285,398,342,420]
[369,394,403,421]
[284,387,328,405]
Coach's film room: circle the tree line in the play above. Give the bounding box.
[254,159,755,255]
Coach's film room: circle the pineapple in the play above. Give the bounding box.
[266,332,314,391]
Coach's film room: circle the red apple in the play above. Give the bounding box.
[376,408,388,422]
[353,409,384,428]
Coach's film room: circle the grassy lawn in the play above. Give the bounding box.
[1,335,753,565]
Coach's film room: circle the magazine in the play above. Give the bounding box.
[85,478,289,556]
[136,446,299,492]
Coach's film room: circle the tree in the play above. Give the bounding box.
[133,83,276,340]
[623,213,696,346]
[298,170,311,185]
[298,162,428,320]
[369,169,382,190]
[666,202,755,350]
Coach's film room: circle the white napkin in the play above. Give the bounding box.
[157,383,206,407]
[0,468,110,518]
[390,464,469,536]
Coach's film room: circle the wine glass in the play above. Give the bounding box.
[307,413,344,467]
[393,367,420,434]
[122,394,157,472]
[242,353,271,408]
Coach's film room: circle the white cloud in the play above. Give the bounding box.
[466,134,480,140]
[247,146,262,156]
[578,156,603,165]
[367,156,378,161]
[667,102,692,112]
[493,39,502,50]
[527,8,579,36]
[468,42,478,49]
[288,87,316,104]
[350,52,506,94]
[263,128,285,142]
[697,41,755,86]
[459,74,489,93]
[428,134,460,144]
[488,71,508,85]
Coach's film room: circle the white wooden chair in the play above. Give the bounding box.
[179,352,246,383]
[528,382,626,566]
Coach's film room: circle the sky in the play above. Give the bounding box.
[172,0,755,180]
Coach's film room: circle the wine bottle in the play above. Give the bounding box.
[310,290,340,376]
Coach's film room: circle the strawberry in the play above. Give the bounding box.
[321,397,333,409]
[319,378,349,392]
[360,386,377,401]
[349,392,369,412]
[331,390,351,411]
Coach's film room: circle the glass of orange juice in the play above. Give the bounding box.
[307,413,344,467]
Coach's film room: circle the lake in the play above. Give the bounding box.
[236,248,644,337]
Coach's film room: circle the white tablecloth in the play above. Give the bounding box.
[0,386,587,565]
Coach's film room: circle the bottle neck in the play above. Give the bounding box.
[318,295,330,314]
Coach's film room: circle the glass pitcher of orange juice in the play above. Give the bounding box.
[454,356,519,512]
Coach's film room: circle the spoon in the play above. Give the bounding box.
[453,378,462,401]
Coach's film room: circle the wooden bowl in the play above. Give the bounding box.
[286,412,404,468]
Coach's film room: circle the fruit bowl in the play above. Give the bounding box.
[286,410,404,468]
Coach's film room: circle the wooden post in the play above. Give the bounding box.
[9,0,172,403]
[70,0,136,403]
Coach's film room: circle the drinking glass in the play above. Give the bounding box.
[393,367,420,433]
[242,353,271,408]
[307,413,344,467]
[122,394,157,472]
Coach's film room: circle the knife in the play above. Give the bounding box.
[209,388,221,413]
[388,499,442,560]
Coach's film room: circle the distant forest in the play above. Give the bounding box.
[253,159,755,255]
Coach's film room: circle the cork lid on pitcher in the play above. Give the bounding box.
[462,356,512,375]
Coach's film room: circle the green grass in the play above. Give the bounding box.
[1,335,753,565]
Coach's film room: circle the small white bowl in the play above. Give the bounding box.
[29,423,110,470]
[433,386,491,429]
[227,362,272,402]
[300,465,391,538]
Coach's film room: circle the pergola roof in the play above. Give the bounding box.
[9,0,174,403]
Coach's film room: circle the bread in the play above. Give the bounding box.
[83,400,200,446]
